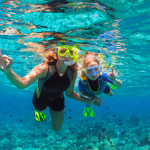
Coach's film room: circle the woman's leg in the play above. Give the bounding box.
[34,107,46,113]
[49,108,64,132]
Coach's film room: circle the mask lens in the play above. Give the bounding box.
[85,66,101,76]
[70,49,77,57]
[94,67,100,73]
[58,47,78,58]
[86,69,92,75]
[59,48,68,55]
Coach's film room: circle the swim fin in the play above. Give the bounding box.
[40,112,46,121]
[90,107,95,117]
[83,108,88,117]
[83,106,95,117]
[34,110,46,122]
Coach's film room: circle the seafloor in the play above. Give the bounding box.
[0,113,150,150]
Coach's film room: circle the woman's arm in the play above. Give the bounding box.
[65,71,102,106]
[0,53,48,89]
[6,63,48,89]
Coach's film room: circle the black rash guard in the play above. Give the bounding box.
[87,78,111,94]
[87,78,99,91]
[38,59,74,100]
[32,59,74,111]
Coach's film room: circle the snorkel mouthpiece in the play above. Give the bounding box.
[63,56,78,66]
[64,60,76,66]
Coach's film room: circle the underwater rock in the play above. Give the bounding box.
[65,129,70,134]
[128,115,141,123]
[82,138,87,143]
[93,148,99,150]
[13,148,23,150]
[97,132,111,142]
[40,132,48,138]
[0,138,13,149]
[103,139,111,147]
[138,136,150,147]
[0,130,7,139]
[109,139,117,148]
[117,140,126,146]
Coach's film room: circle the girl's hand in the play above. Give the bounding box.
[0,52,13,74]
[107,67,119,81]
[91,97,103,106]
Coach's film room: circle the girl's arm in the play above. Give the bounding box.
[113,78,122,87]
[80,90,95,99]
[65,71,102,106]
[107,67,122,87]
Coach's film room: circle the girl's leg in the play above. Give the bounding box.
[106,90,113,97]
[49,108,64,132]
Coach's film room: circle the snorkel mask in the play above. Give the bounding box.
[57,45,79,66]
[83,56,102,78]
[83,66,102,77]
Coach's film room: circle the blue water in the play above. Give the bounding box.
[0,0,150,149]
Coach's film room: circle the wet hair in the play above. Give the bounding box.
[81,51,100,77]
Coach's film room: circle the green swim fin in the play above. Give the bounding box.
[83,106,95,117]
[83,108,88,117]
[108,83,117,89]
[90,107,95,117]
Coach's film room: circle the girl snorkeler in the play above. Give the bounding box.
[78,52,122,117]
[0,46,102,132]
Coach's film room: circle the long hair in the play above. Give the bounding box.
[80,52,100,77]
[42,47,78,71]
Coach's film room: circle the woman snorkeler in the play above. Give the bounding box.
[0,46,102,132]
[78,52,122,117]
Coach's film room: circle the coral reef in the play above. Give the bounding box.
[0,113,150,150]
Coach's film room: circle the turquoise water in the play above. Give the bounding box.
[0,0,150,149]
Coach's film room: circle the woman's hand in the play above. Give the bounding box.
[91,97,103,106]
[0,52,13,74]
[107,67,119,81]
